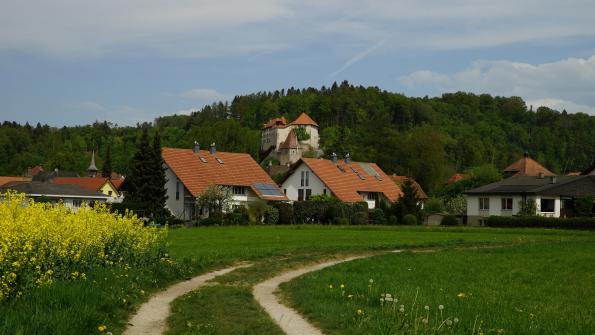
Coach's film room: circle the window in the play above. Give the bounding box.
[108,190,113,196]
[298,189,304,201]
[232,186,245,195]
[300,171,304,186]
[367,192,378,201]
[540,198,555,213]
[284,189,287,195]
[305,189,312,200]
[501,198,513,211]
[323,189,327,195]
[305,171,309,186]
[176,182,180,200]
[479,197,489,211]
[72,199,82,208]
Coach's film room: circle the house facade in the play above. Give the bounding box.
[261,113,321,165]
[53,177,123,202]
[281,154,401,209]
[0,181,110,210]
[465,175,595,225]
[162,144,288,220]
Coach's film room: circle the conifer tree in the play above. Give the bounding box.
[123,127,153,217]
[101,145,112,178]
[148,131,168,221]
[392,178,422,222]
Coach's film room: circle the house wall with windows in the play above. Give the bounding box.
[282,163,328,202]
[164,164,187,219]
[466,194,562,225]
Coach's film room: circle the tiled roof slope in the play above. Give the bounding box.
[289,113,318,127]
[389,175,428,199]
[0,176,31,186]
[53,177,112,192]
[279,129,299,149]
[465,175,595,197]
[300,158,401,203]
[0,181,109,198]
[263,117,288,129]
[503,156,555,177]
[162,147,287,201]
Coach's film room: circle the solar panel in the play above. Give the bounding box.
[359,163,379,177]
[252,183,284,196]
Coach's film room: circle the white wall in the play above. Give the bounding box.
[282,163,328,201]
[164,164,185,219]
[535,196,561,217]
[466,194,561,218]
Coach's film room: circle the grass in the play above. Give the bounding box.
[1,225,592,334]
[281,240,595,335]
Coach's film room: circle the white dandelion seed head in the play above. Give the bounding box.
[369,279,374,283]
[422,318,428,324]
[385,293,391,298]
[380,298,384,302]
[454,317,459,323]
[399,307,405,312]
[386,297,393,302]
[446,319,453,326]
[424,305,430,311]
[438,304,444,310]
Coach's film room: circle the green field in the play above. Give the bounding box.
[281,241,595,335]
[1,225,593,335]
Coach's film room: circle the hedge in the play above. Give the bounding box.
[293,200,369,225]
[486,216,595,230]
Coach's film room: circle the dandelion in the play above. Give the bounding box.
[357,309,364,316]
[424,305,430,311]
[399,307,405,313]
[385,297,393,302]
[422,318,428,324]
[369,279,374,284]
[454,317,459,323]
[347,294,353,299]
[457,292,467,298]
[438,304,444,310]
[340,284,345,289]
[328,284,333,289]
[98,325,107,332]
[385,293,391,298]
[380,298,385,303]
[445,319,453,326]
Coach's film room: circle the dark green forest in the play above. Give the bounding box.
[1,81,594,194]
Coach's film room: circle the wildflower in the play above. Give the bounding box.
[424,305,430,311]
[438,304,444,310]
[347,294,353,299]
[529,313,535,319]
[457,292,467,298]
[328,284,333,289]
[385,297,393,302]
[357,309,364,316]
[380,298,385,303]
[98,325,107,332]
[454,317,459,323]
[497,329,505,334]
[399,307,405,313]
[445,319,453,326]
[422,318,428,324]
[340,284,345,289]
[369,279,374,284]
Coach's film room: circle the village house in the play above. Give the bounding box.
[162,143,288,220]
[280,154,401,209]
[502,153,555,177]
[465,174,595,225]
[0,181,110,209]
[53,177,123,201]
[261,113,321,166]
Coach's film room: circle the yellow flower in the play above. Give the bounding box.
[457,292,467,298]
[98,325,107,332]
[357,309,364,316]
[328,284,333,289]
[340,284,345,289]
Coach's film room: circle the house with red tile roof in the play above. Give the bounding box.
[0,176,31,186]
[280,154,401,209]
[447,173,465,185]
[261,112,321,165]
[162,144,288,220]
[53,177,122,201]
[503,153,555,177]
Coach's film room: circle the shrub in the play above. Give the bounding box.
[198,216,220,226]
[388,215,398,225]
[334,217,350,225]
[273,202,294,225]
[248,200,268,224]
[232,206,250,225]
[370,208,387,225]
[574,196,594,217]
[423,197,444,215]
[0,192,166,301]
[402,214,418,225]
[440,215,458,226]
[486,216,595,230]
[264,206,279,225]
[224,212,244,226]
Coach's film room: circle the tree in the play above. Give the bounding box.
[393,178,422,222]
[101,144,112,178]
[294,126,311,141]
[148,131,169,221]
[197,185,233,224]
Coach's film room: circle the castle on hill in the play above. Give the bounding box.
[261,113,321,166]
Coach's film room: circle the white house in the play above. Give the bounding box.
[465,175,595,225]
[162,144,288,220]
[0,181,110,209]
[280,154,401,209]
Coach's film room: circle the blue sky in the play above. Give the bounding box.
[1,0,595,126]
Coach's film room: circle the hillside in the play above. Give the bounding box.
[1,81,594,193]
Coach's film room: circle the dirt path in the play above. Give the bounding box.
[123,263,252,335]
[253,251,403,335]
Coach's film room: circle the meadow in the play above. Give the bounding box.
[281,241,595,335]
[1,211,593,334]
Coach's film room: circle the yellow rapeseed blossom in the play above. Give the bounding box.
[0,192,166,301]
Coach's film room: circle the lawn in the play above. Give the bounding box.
[281,240,595,335]
[1,225,592,335]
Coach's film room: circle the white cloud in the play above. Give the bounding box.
[526,98,595,115]
[181,88,229,102]
[1,1,594,58]
[399,54,595,115]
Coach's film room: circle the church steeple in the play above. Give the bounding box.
[87,150,98,177]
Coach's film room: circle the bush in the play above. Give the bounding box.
[440,215,458,226]
[402,214,418,225]
[264,206,279,225]
[574,196,594,217]
[224,212,244,226]
[370,208,387,225]
[197,216,220,226]
[486,216,595,230]
[388,215,398,225]
[232,206,250,225]
[423,197,444,215]
[334,217,350,225]
[273,202,294,225]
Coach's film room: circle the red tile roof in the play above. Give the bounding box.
[0,176,31,186]
[447,173,465,184]
[279,129,299,149]
[289,113,318,127]
[263,117,288,129]
[26,166,44,177]
[298,158,401,203]
[162,147,288,201]
[503,156,555,177]
[53,177,114,192]
[389,175,428,199]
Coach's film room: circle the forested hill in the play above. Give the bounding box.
[1,81,594,193]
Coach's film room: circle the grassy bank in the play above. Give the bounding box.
[281,239,595,335]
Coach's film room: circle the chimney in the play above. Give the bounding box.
[209,143,216,155]
[538,172,544,179]
[344,153,351,164]
[193,141,200,154]
[550,176,557,184]
[331,152,338,164]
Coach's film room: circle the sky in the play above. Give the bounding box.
[1,0,595,126]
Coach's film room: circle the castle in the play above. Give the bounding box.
[261,113,320,166]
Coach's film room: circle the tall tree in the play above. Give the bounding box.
[148,131,168,221]
[101,144,112,178]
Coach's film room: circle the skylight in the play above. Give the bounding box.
[216,157,224,164]
[199,156,207,163]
